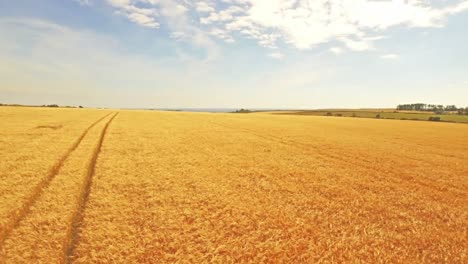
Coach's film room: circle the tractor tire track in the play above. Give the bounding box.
[0,112,112,248]
[65,112,119,263]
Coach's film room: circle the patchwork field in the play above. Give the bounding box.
[0,106,467,263]
[271,109,468,123]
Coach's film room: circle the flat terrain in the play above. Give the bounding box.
[0,106,467,263]
[272,109,468,123]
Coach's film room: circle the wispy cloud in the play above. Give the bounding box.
[0,17,227,107]
[95,0,468,56]
[108,0,159,28]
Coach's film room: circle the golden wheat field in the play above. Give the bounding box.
[0,106,467,263]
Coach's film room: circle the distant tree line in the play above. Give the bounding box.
[0,103,84,108]
[397,103,468,115]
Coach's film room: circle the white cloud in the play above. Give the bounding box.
[102,0,468,54]
[340,37,374,51]
[126,12,159,28]
[268,52,284,59]
[380,53,400,60]
[329,47,343,55]
[195,1,215,13]
[0,17,231,107]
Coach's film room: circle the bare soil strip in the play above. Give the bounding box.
[0,112,112,247]
[65,113,119,263]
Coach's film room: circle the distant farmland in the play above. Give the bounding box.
[273,109,468,123]
[0,106,467,263]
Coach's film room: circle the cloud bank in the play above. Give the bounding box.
[102,0,468,53]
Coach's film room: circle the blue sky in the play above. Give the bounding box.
[1,0,467,109]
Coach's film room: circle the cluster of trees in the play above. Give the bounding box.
[233,108,252,113]
[397,103,468,115]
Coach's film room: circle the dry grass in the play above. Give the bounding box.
[0,107,467,263]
